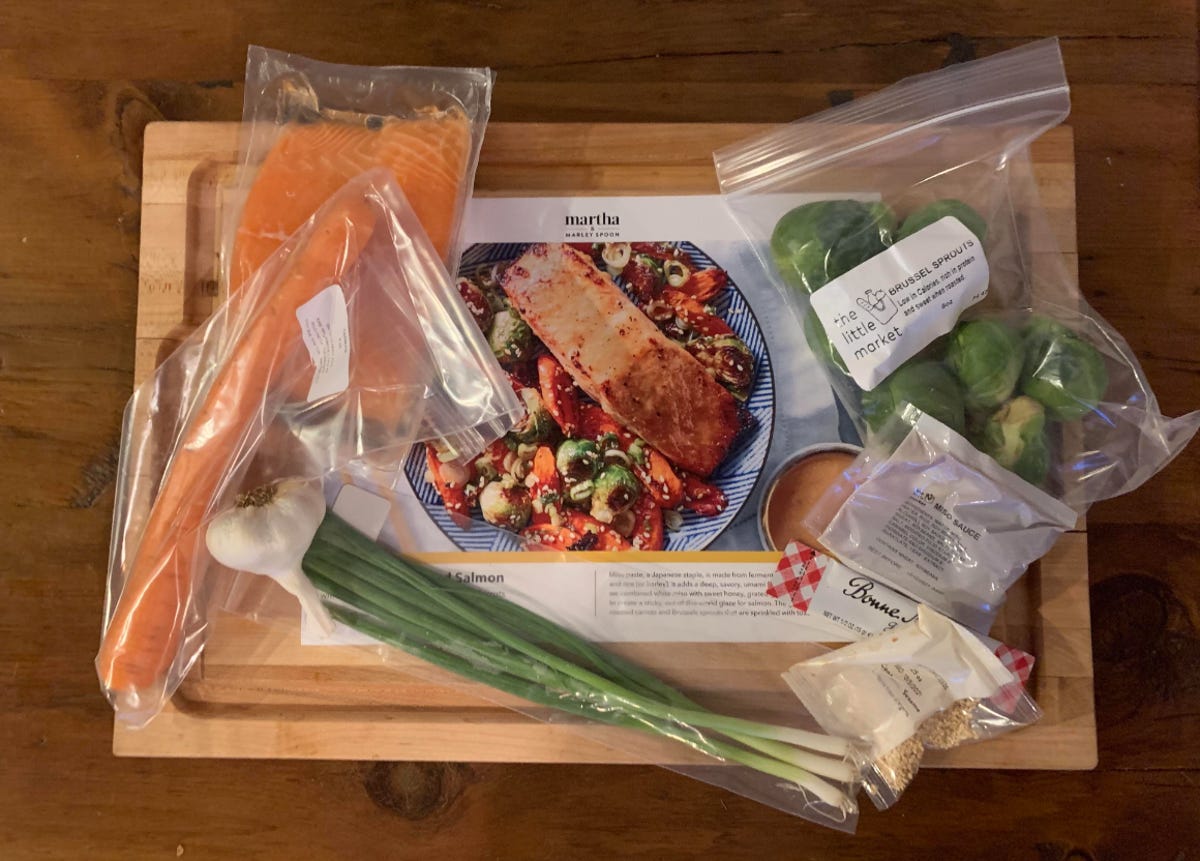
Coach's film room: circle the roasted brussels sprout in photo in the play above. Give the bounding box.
[476,261,506,292]
[1019,316,1108,421]
[770,199,895,294]
[897,199,988,244]
[479,478,533,530]
[555,438,600,485]
[947,320,1023,411]
[686,334,756,402]
[488,306,534,366]
[511,388,558,445]
[590,464,641,524]
[862,360,966,436]
[982,396,1052,486]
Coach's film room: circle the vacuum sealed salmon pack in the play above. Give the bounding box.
[225,46,493,294]
[714,39,1199,626]
[98,171,521,727]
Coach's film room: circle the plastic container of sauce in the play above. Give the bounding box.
[759,443,861,552]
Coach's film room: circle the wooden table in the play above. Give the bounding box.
[2,4,1198,858]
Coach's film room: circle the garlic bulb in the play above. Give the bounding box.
[205,478,335,636]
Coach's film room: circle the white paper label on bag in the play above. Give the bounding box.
[810,217,989,390]
[296,284,350,402]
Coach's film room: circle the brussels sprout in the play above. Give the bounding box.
[769,200,895,294]
[479,478,532,530]
[1021,315,1070,358]
[1019,316,1108,421]
[488,307,534,367]
[685,334,756,401]
[590,464,640,524]
[897,199,988,243]
[476,261,506,292]
[946,320,1023,411]
[511,388,558,445]
[861,360,966,435]
[555,438,599,485]
[981,396,1052,486]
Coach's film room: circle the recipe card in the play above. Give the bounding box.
[305,194,853,645]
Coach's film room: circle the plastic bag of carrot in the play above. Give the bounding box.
[97,170,521,727]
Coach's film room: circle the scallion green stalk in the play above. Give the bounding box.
[301,513,856,811]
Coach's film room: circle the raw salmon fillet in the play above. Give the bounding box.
[502,243,741,477]
[230,110,472,292]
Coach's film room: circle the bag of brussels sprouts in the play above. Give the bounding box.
[715,39,1199,620]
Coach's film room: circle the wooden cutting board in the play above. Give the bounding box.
[114,122,1095,770]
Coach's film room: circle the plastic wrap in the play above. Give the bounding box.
[715,39,1199,625]
[291,499,865,831]
[226,46,493,292]
[781,606,1040,810]
[98,172,521,726]
[804,406,1078,630]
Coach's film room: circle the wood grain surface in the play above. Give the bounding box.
[2,3,1198,859]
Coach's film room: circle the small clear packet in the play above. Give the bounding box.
[779,605,1041,809]
[804,407,1078,631]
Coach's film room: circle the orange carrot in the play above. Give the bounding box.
[97,192,379,696]
[565,511,632,551]
[633,446,684,509]
[426,444,470,516]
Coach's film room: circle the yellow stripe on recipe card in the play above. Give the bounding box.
[412,551,785,564]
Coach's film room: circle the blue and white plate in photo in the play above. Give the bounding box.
[402,241,775,552]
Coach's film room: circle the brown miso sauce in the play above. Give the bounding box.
[762,450,857,552]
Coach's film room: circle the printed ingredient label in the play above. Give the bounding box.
[295,284,350,402]
[810,216,989,390]
[804,560,920,639]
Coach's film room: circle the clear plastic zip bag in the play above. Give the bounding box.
[714,39,1199,626]
[225,46,493,293]
[97,171,521,727]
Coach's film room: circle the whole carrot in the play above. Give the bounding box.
[97,191,379,699]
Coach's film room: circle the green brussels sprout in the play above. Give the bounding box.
[477,261,507,293]
[861,360,966,436]
[478,478,532,530]
[896,199,988,243]
[1019,316,1108,421]
[685,334,756,402]
[769,200,895,294]
[555,438,599,485]
[981,396,1052,486]
[510,388,558,445]
[590,464,640,524]
[946,320,1023,411]
[488,307,534,367]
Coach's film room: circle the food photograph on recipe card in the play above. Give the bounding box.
[317,194,858,646]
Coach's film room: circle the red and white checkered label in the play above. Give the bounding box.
[766,541,829,613]
[987,642,1035,713]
